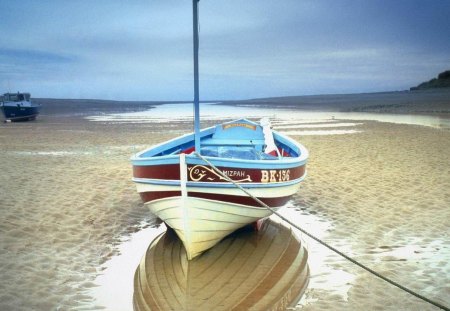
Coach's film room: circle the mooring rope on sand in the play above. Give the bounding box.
[194,152,449,311]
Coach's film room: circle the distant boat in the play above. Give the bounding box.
[133,218,310,311]
[131,0,308,260]
[0,92,41,122]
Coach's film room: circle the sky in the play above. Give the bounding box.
[1,0,449,101]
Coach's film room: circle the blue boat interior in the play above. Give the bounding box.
[142,119,299,160]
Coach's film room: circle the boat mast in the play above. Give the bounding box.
[193,0,201,152]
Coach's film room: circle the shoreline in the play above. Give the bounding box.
[218,89,450,116]
[22,88,450,120]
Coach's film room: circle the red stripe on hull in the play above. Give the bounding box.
[139,191,292,208]
[190,192,291,208]
[134,164,306,184]
[139,191,181,203]
[133,164,180,180]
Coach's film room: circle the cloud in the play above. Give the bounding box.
[0,48,75,65]
[0,0,449,100]
[0,48,78,87]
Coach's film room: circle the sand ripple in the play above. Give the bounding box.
[294,122,450,310]
[0,114,449,310]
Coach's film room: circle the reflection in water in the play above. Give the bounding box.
[133,219,309,311]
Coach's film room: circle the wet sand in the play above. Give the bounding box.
[294,121,450,310]
[0,93,449,310]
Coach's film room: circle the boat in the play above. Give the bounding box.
[133,218,310,311]
[0,92,41,122]
[131,0,308,260]
[131,118,308,259]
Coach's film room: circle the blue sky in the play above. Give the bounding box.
[1,0,449,100]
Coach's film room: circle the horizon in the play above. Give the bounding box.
[1,1,450,101]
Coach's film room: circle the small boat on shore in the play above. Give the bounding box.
[131,0,308,260]
[133,218,309,311]
[132,118,308,259]
[0,92,41,122]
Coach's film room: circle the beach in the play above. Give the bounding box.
[0,91,449,310]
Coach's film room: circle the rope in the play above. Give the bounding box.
[193,151,449,311]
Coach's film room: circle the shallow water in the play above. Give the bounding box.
[92,222,166,310]
[86,102,450,129]
[132,218,309,311]
[89,208,323,311]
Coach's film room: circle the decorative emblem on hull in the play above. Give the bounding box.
[188,165,253,182]
[222,123,256,131]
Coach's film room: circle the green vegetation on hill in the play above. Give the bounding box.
[411,70,450,90]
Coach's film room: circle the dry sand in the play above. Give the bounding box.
[0,96,449,310]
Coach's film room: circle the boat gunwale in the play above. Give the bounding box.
[131,153,307,168]
[130,118,309,165]
[131,132,308,165]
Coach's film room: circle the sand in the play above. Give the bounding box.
[0,95,449,310]
[294,121,450,310]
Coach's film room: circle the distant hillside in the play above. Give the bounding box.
[411,70,450,90]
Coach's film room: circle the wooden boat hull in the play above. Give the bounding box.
[133,218,310,311]
[135,162,305,259]
[147,196,275,259]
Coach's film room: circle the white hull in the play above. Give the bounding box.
[147,196,275,260]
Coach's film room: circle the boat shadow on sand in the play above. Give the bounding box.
[133,218,309,311]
